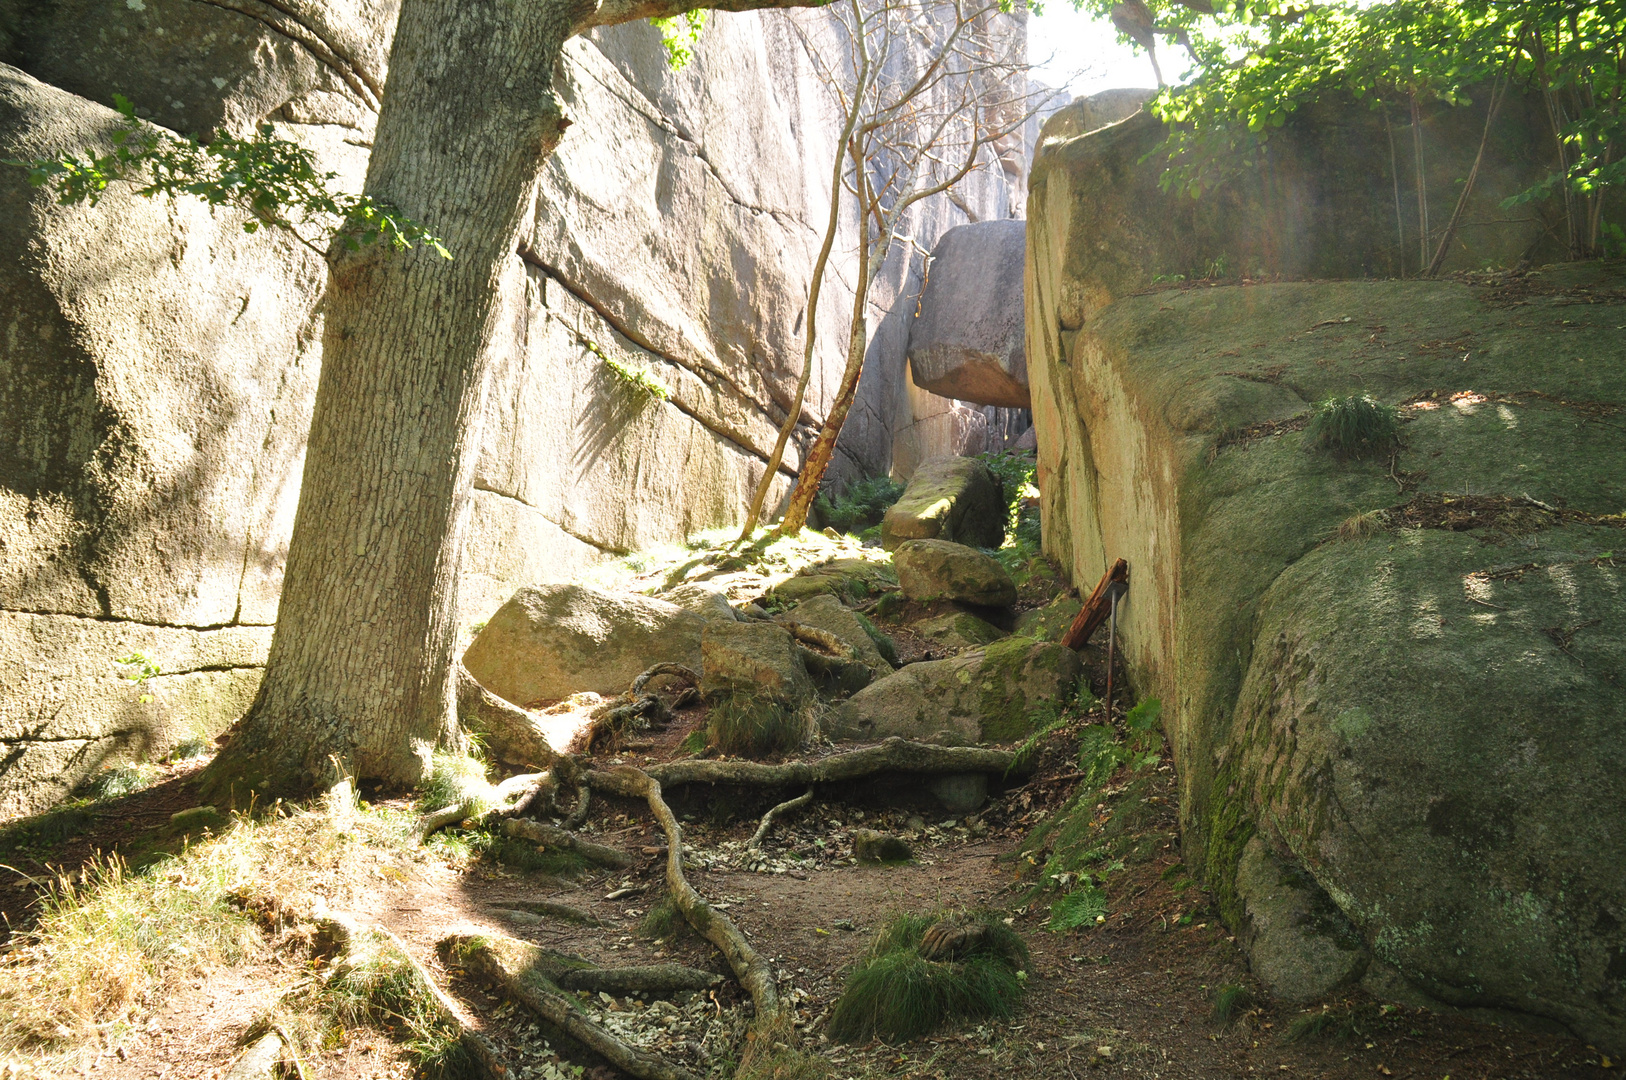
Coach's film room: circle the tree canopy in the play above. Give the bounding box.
[1077,0,1624,255]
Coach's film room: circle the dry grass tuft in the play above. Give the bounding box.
[1336,509,1387,541]
[0,791,419,1066]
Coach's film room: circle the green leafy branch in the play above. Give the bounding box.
[5,94,449,260]
[651,10,708,68]
[116,652,162,704]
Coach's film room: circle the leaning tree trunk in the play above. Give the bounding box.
[200,0,580,802]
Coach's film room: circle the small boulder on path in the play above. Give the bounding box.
[700,621,815,708]
[826,636,1081,744]
[852,829,914,863]
[464,584,707,706]
[895,539,1018,608]
[880,456,1005,551]
[660,581,739,623]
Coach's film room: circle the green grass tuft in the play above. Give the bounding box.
[418,750,492,816]
[828,911,1028,1043]
[638,893,690,941]
[707,694,809,756]
[1212,983,1255,1024]
[678,729,708,756]
[853,611,899,667]
[1305,394,1400,458]
[1283,1005,1365,1043]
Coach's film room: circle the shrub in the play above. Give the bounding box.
[1305,394,1399,458]
[827,911,1028,1043]
[814,476,906,535]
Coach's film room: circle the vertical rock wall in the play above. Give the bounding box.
[0,2,1029,813]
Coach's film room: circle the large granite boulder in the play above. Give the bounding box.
[464,585,707,706]
[1028,87,1623,1047]
[907,220,1029,408]
[895,539,1018,607]
[880,457,1005,551]
[909,610,1007,653]
[827,636,1080,744]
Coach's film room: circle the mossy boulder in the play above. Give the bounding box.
[826,636,1081,744]
[1014,594,1082,642]
[700,621,814,708]
[881,456,1005,551]
[895,540,1018,608]
[786,594,892,677]
[464,584,707,705]
[910,611,1008,653]
[771,557,899,604]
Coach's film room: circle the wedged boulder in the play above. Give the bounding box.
[1235,837,1368,1002]
[784,595,892,677]
[464,584,707,706]
[895,540,1017,608]
[880,457,1005,551]
[910,611,1007,653]
[660,581,738,623]
[907,220,1029,408]
[700,621,814,708]
[827,636,1080,744]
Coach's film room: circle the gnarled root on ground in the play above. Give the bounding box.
[748,786,815,851]
[639,736,1031,788]
[441,934,702,1080]
[500,818,633,869]
[587,765,794,1069]
[417,769,552,841]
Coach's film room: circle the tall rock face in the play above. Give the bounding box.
[1027,91,1623,1050]
[0,5,1029,813]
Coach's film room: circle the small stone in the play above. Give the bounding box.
[851,828,913,863]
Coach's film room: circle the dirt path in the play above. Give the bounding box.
[3,755,1615,1080]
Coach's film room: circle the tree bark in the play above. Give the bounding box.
[201,0,585,802]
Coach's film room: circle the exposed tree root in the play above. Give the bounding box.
[417,770,551,841]
[442,933,702,1080]
[632,663,701,696]
[501,818,633,869]
[562,783,592,830]
[588,766,793,1068]
[748,786,815,850]
[492,898,606,926]
[557,963,722,994]
[456,662,558,769]
[372,925,508,1080]
[778,622,857,660]
[633,737,1031,789]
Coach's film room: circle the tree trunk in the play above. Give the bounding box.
[777,154,874,536]
[201,0,581,801]
[777,251,869,534]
